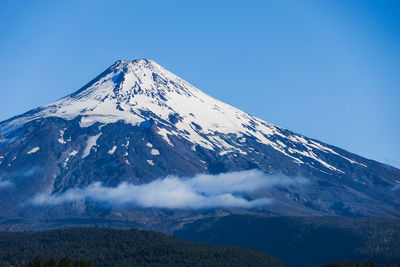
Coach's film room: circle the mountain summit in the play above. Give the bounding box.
[4,58,283,156]
[0,59,399,230]
[0,59,371,170]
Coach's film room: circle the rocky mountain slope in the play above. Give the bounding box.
[0,59,399,230]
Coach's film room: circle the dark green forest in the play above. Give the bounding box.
[27,256,93,267]
[174,215,400,267]
[2,216,400,267]
[0,228,283,267]
[319,260,400,267]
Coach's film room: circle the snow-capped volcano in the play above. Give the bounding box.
[1,59,365,173]
[0,59,399,230]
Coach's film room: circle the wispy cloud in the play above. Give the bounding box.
[30,170,309,209]
[391,183,400,192]
[0,180,13,189]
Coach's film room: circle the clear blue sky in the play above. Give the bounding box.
[0,0,399,168]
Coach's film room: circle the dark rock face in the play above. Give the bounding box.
[0,59,399,230]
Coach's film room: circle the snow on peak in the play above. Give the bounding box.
[0,59,366,172]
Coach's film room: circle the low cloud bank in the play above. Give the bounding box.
[0,180,13,189]
[30,170,308,209]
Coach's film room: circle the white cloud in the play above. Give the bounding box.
[30,170,308,209]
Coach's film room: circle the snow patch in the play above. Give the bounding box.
[288,147,344,173]
[63,157,70,167]
[307,140,367,167]
[108,145,117,155]
[58,130,67,144]
[151,149,160,156]
[157,128,174,146]
[69,150,79,156]
[27,147,40,154]
[82,133,102,158]
[276,140,287,148]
